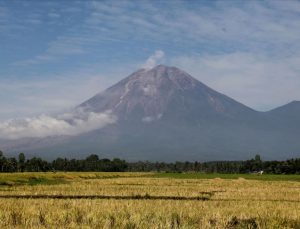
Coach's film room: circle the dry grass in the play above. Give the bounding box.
[0,172,299,228]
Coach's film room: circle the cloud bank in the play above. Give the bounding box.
[0,110,117,140]
[142,50,165,69]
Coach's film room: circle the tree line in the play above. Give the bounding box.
[0,151,299,174]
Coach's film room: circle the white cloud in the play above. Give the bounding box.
[0,109,117,140]
[0,70,120,121]
[11,1,300,68]
[142,50,165,69]
[48,12,60,18]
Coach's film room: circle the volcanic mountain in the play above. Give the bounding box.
[79,65,256,122]
[1,65,300,161]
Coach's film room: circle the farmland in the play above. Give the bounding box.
[0,172,299,228]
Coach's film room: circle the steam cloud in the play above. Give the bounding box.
[0,109,117,139]
[142,50,165,69]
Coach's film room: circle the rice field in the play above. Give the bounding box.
[0,172,299,228]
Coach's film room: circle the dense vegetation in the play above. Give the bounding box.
[129,155,300,174]
[0,151,299,174]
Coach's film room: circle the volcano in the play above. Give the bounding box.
[1,65,300,161]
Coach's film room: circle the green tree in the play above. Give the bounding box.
[0,151,4,172]
[255,154,261,162]
[18,153,26,172]
[254,154,263,171]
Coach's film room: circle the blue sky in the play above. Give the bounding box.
[1,0,300,121]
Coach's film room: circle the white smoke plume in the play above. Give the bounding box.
[0,109,117,139]
[142,50,165,69]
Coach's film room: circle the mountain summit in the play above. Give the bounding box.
[1,65,300,161]
[79,65,255,123]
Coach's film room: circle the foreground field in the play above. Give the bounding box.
[0,173,299,228]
